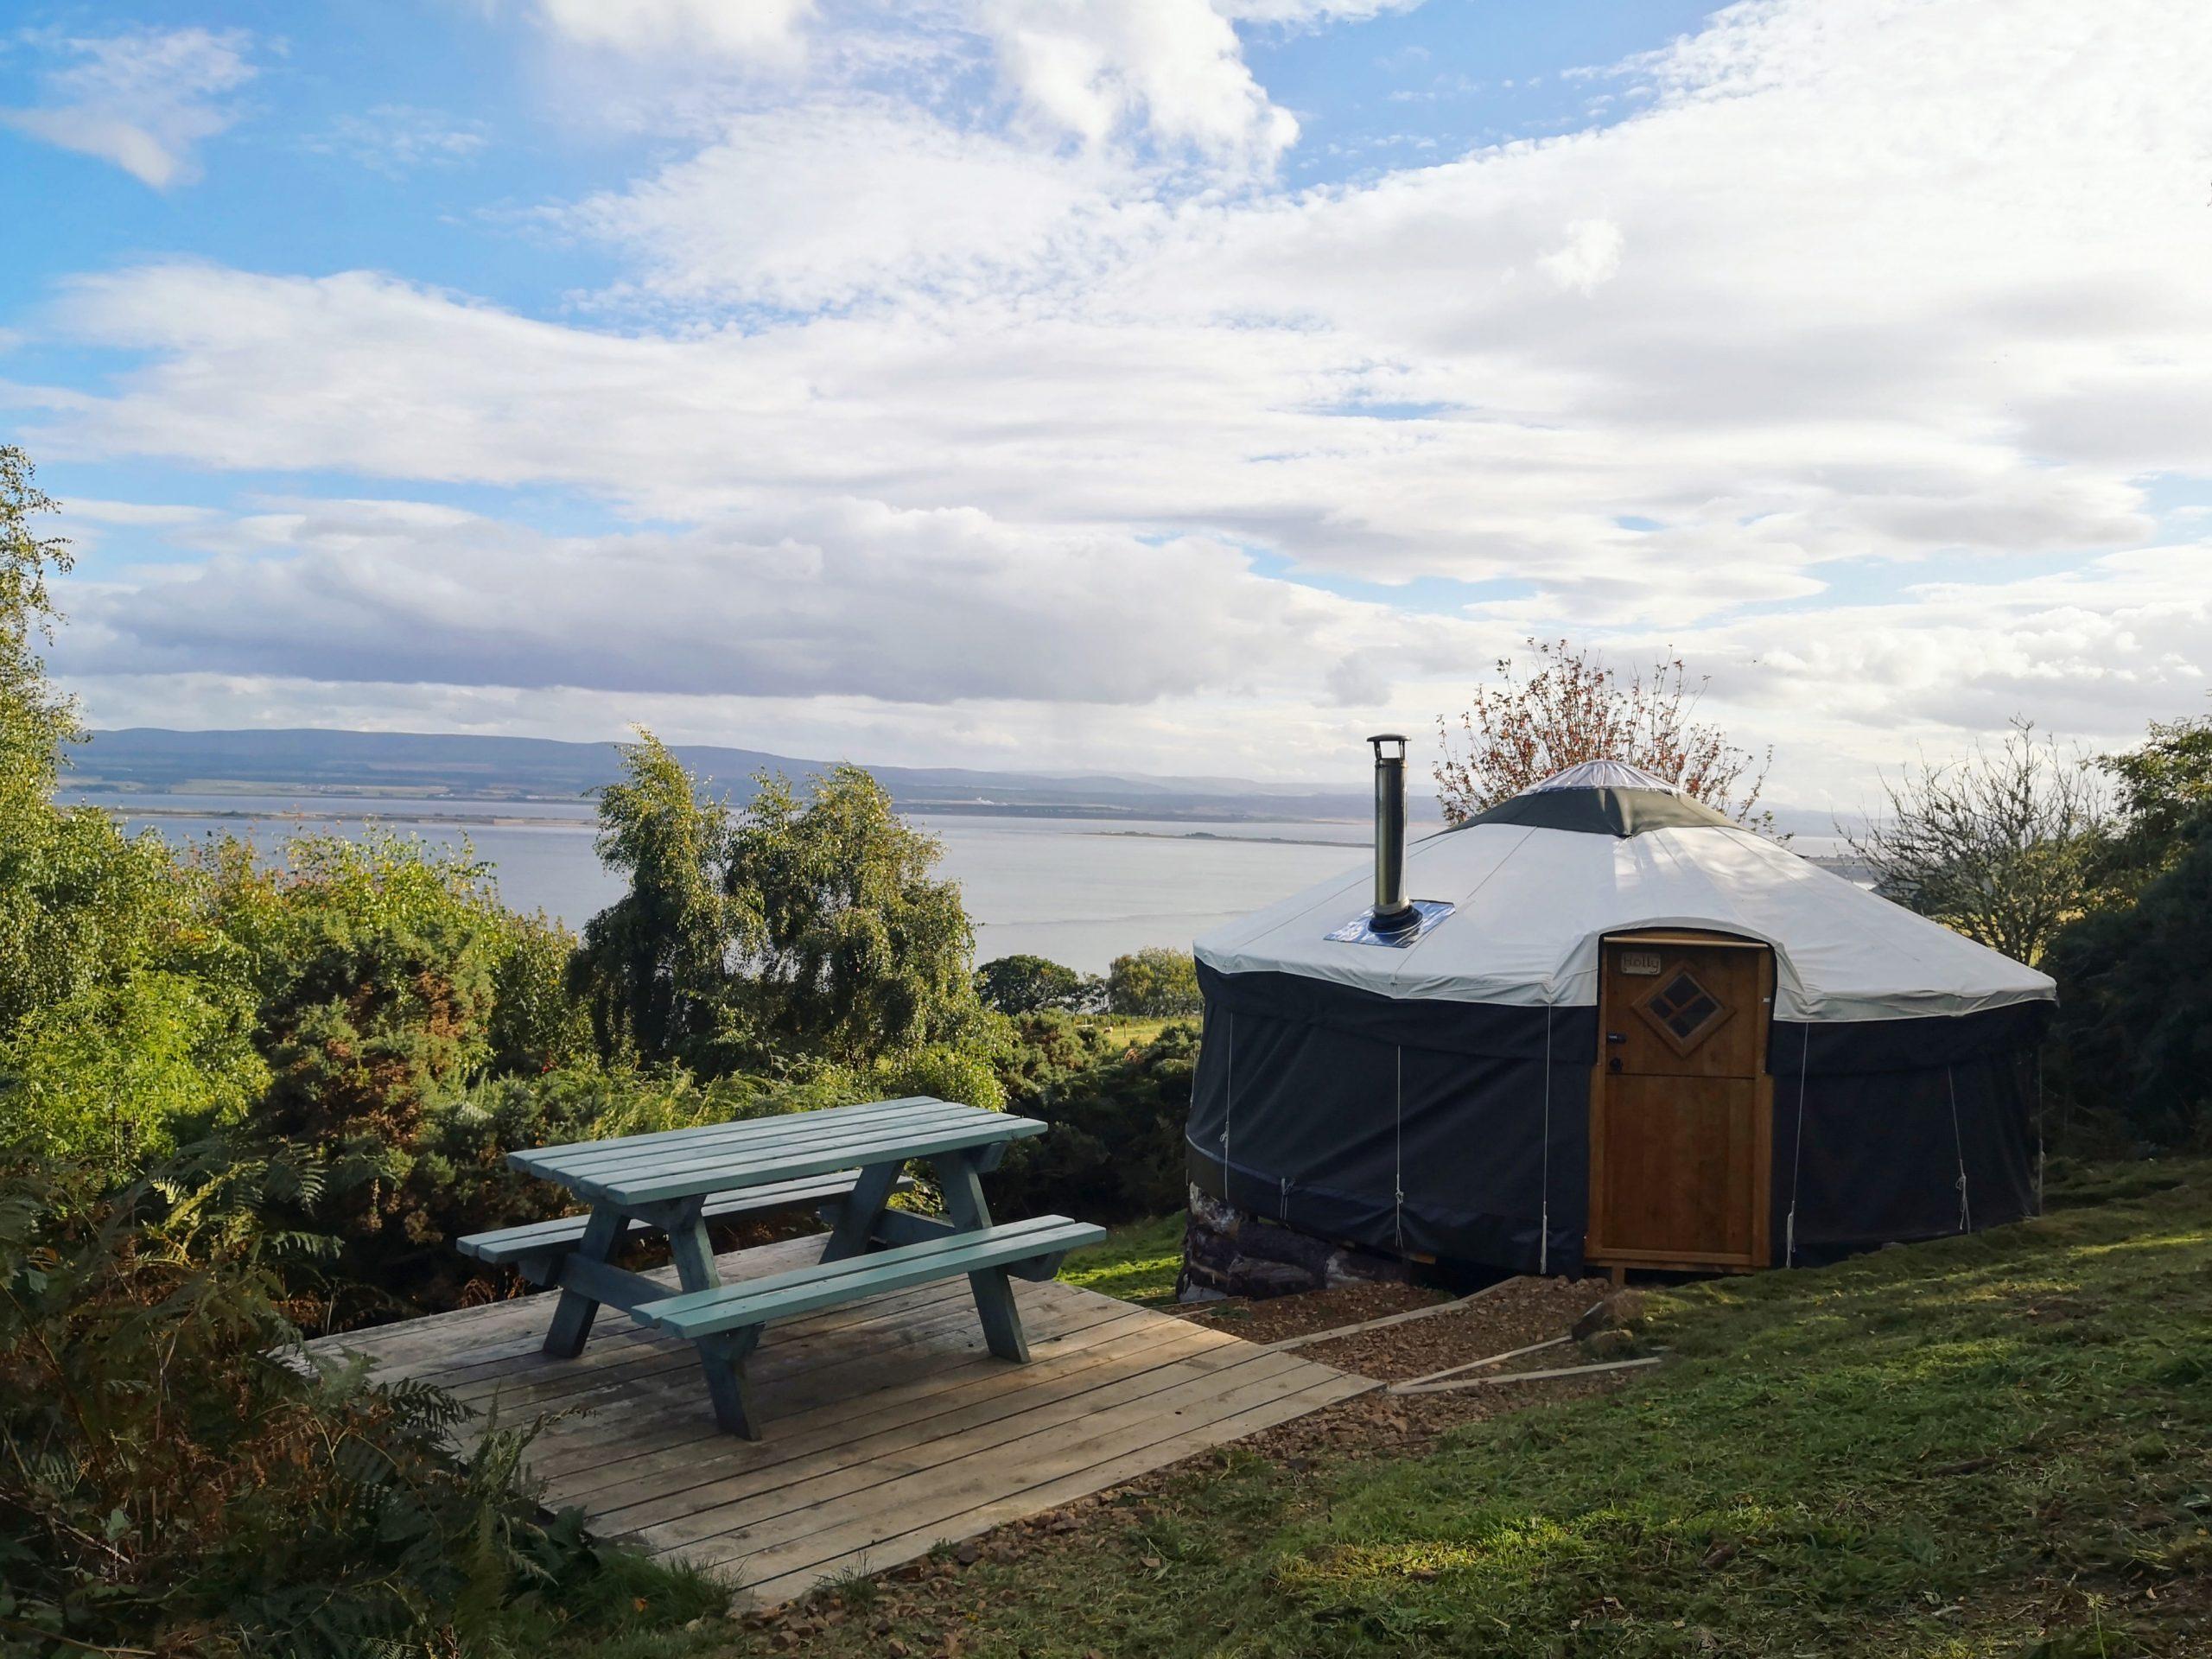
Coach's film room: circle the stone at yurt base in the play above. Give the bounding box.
[1177,1184,1411,1301]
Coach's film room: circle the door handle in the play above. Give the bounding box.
[1605,1033,1626,1044]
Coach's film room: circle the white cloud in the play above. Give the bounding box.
[1217,0,1420,22]
[0,27,255,188]
[1536,218,1623,294]
[972,0,1297,162]
[528,0,817,62]
[58,495,1446,713]
[309,105,488,176]
[550,103,1125,309]
[12,0,2212,790]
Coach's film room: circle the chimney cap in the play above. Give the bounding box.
[1367,732,1408,747]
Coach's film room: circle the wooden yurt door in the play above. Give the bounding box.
[1586,931,1773,1271]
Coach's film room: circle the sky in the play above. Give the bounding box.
[1,0,2208,809]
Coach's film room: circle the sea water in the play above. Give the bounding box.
[67,791,1382,974]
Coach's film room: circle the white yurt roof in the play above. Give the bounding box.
[1195,775,2055,1024]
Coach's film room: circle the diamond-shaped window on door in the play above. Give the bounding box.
[1636,967,1732,1055]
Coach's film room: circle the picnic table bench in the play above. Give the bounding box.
[456,1096,1101,1439]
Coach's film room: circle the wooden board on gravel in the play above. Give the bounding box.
[1182,1274,1616,1383]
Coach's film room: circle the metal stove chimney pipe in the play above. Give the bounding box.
[1368,734,1416,933]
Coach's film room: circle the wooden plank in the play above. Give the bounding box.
[585,1118,1049,1207]
[450,1277,1116,1431]
[538,1294,1159,1493]
[690,1357,1369,1582]
[635,1218,1101,1338]
[452,1284,998,1421]
[299,1235,1379,1620]
[1258,1275,1521,1352]
[737,1370,1375,1607]
[1393,1355,1665,1395]
[592,1319,1248,1535]
[1389,1335,1570,1391]
[558,1307,1201,1507]
[654,1344,1319,1561]
[539,1298,1155,1495]
[419,1275,973,1395]
[407,1275,967,1395]
[529,1103,986,1182]
[578,1306,1236,1504]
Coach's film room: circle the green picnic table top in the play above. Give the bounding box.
[508,1095,1047,1208]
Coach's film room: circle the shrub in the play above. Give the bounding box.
[2047,817,2212,1148]
[974,954,1103,1015]
[1104,947,1203,1017]
[0,969,266,1168]
[0,1146,718,1656]
[990,1014,1198,1221]
[877,1040,1007,1112]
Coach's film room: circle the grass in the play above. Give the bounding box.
[1058,1213,1187,1306]
[689,1158,2212,1659]
[1070,1013,1191,1049]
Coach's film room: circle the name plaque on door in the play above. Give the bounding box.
[1620,950,1662,976]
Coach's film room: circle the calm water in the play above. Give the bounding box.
[67,791,1381,974]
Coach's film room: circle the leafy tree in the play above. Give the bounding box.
[486,908,595,1075]
[568,731,747,1066]
[1105,947,1203,1016]
[0,445,77,812]
[0,449,267,1171]
[2098,709,2212,883]
[975,953,1102,1015]
[1845,719,2110,965]
[2047,817,2212,1147]
[1436,637,1774,825]
[727,764,984,1065]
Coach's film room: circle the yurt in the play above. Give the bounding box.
[1183,740,2054,1287]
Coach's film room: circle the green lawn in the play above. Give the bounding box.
[1058,1213,1187,1306]
[685,1160,2212,1658]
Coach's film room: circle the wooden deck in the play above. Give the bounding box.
[306,1235,1375,1605]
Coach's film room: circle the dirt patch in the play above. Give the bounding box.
[1178,1272,1618,1382]
[1291,1275,1616,1382]
[1177,1278,1450,1345]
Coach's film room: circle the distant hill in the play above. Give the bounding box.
[71,728,1414,825]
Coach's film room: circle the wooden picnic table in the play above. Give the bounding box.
[459,1096,1100,1439]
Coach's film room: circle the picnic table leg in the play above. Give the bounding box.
[932,1151,1029,1363]
[542,1205,625,1358]
[661,1197,766,1435]
[696,1329,763,1439]
[818,1158,906,1262]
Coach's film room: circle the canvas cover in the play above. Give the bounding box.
[1184,771,2054,1277]
[1194,807,2055,1023]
